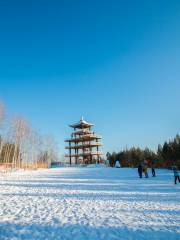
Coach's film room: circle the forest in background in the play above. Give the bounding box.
[107,134,180,169]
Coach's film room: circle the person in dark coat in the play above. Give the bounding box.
[172,166,180,184]
[152,167,156,177]
[138,164,143,178]
[151,160,156,177]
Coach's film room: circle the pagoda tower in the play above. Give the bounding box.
[65,117,102,165]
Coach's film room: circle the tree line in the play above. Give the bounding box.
[0,100,58,169]
[106,134,180,168]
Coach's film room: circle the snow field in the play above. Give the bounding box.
[0,167,180,240]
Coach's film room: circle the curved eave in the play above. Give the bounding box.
[69,123,94,129]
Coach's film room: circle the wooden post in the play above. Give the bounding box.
[69,141,72,165]
[75,142,78,165]
[97,145,99,164]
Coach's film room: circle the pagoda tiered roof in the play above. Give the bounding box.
[69,117,94,129]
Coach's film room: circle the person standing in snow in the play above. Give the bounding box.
[152,167,156,177]
[151,160,156,177]
[138,163,143,178]
[172,166,180,184]
[143,163,149,178]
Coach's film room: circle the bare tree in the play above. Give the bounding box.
[10,116,30,168]
[41,135,57,168]
[0,100,59,170]
[0,101,5,160]
[28,129,42,169]
[0,101,5,125]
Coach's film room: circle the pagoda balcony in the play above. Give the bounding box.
[65,142,102,150]
[72,129,92,136]
[65,151,103,158]
[65,134,102,143]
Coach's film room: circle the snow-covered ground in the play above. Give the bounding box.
[0,167,179,240]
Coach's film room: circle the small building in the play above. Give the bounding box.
[65,117,103,165]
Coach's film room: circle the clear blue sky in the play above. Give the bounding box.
[0,0,180,154]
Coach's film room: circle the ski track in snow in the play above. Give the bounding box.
[0,168,180,240]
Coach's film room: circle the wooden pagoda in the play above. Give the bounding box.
[65,117,102,165]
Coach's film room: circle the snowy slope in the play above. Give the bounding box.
[0,167,179,240]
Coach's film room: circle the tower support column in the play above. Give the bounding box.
[69,142,72,165]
